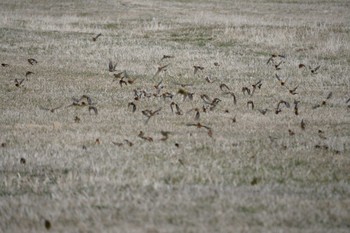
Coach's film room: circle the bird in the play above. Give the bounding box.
[252,80,262,90]
[219,83,230,92]
[138,131,153,142]
[25,71,34,77]
[186,122,213,137]
[128,102,136,112]
[119,77,128,87]
[92,33,102,41]
[288,129,295,136]
[301,119,305,130]
[109,60,117,72]
[193,65,204,74]
[124,139,134,147]
[298,63,306,69]
[70,95,94,106]
[28,58,38,65]
[288,85,299,95]
[247,101,254,110]
[170,102,182,115]
[14,78,25,87]
[205,76,216,83]
[274,61,284,70]
[39,104,64,113]
[187,108,201,120]
[214,62,220,67]
[242,87,251,95]
[171,81,193,88]
[223,92,237,105]
[275,74,288,86]
[160,131,171,141]
[310,65,320,74]
[294,100,300,115]
[275,100,290,114]
[161,55,174,61]
[88,106,98,115]
[258,108,270,115]
[1,63,9,67]
[142,108,162,124]
[321,92,332,105]
[153,64,169,78]
[266,54,285,64]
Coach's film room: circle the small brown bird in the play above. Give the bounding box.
[247,101,254,110]
[25,71,34,77]
[170,102,183,115]
[172,81,193,88]
[266,54,285,64]
[186,122,212,137]
[318,129,327,139]
[301,119,305,130]
[161,55,174,61]
[160,131,171,141]
[275,100,290,114]
[40,105,64,113]
[321,92,332,106]
[92,33,102,41]
[162,92,174,100]
[128,102,136,112]
[258,109,270,115]
[242,87,251,95]
[193,65,204,74]
[294,100,300,115]
[310,65,320,74]
[252,80,262,90]
[70,95,94,106]
[288,129,295,136]
[200,94,212,104]
[298,63,306,69]
[288,85,299,95]
[88,106,98,115]
[153,64,169,78]
[109,60,117,72]
[142,108,162,124]
[74,116,81,123]
[20,157,26,164]
[119,77,128,87]
[205,76,216,83]
[223,91,237,105]
[14,78,25,87]
[275,74,288,86]
[274,61,284,70]
[124,139,134,147]
[138,131,153,142]
[28,58,38,65]
[44,219,51,230]
[219,83,230,92]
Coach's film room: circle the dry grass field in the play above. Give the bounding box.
[1,0,350,232]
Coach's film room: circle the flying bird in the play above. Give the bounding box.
[28,58,38,65]
[109,60,117,72]
[92,33,102,41]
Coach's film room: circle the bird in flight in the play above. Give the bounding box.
[39,104,64,113]
[193,65,204,74]
[109,60,117,72]
[92,33,102,41]
[28,58,38,65]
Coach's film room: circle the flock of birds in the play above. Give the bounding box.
[2,33,349,158]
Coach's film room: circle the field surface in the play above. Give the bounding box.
[1,0,350,232]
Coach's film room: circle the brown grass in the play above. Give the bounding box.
[0,0,350,232]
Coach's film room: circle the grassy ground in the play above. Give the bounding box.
[0,0,350,232]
